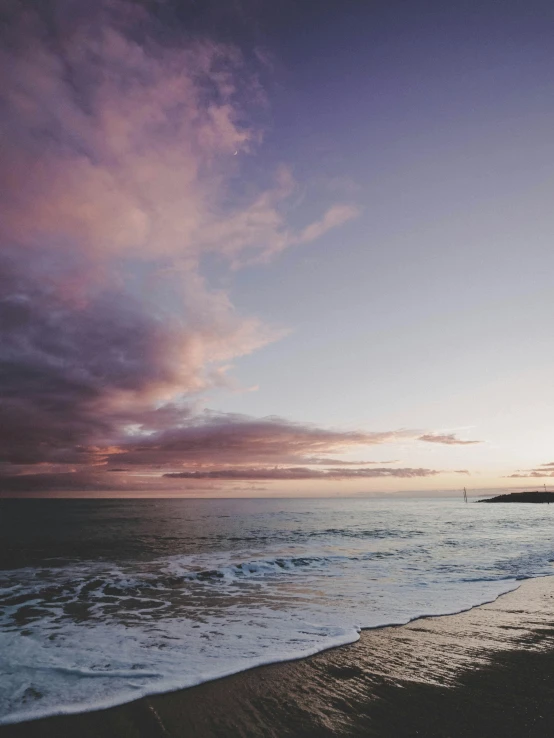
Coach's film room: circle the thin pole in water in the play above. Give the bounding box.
[463,487,468,503]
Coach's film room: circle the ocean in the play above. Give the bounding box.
[1,496,553,725]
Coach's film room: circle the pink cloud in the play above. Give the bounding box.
[506,460,554,478]
[106,414,411,468]
[296,204,360,244]
[1,9,357,269]
[0,0,358,477]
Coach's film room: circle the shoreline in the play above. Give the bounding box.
[3,575,554,736]
[0,579,520,728]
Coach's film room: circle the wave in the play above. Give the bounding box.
[177,554,349,581]
[0,578,524,727]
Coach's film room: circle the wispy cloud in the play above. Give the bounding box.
[418,433,482,445]
[295,204,360,245]
[507,468,554,479]
[506,460,554,478]
[507,473,554,478]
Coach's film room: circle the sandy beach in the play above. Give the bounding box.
[2,575,554,737]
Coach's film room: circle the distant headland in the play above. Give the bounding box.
[480,491,554,503]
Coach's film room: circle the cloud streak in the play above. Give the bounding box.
[507,473,554,478]
[164,467,440,481]
[418,433,482,445]
[105,414,414,469]
[506,461,554,479]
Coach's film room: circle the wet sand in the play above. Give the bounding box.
[3,575,554,737]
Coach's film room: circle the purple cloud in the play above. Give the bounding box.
[507,470,554,479]
[106,414,410,468]
[418,433,482,446]
[0,0,358,479]
[0,2,476,497]
[164,466,440,481]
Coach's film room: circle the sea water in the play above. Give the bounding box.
[1,496,553,724]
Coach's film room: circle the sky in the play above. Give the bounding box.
[1,0,553,498]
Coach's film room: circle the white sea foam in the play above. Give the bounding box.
[1,498,554,725]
